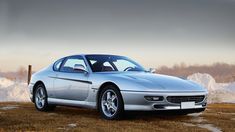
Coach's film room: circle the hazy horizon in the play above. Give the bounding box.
[0,0,235,71]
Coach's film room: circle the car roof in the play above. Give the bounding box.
[65,54,122,58]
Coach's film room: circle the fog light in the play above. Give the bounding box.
[144,96,164,101]
[202,103,207,107]
[154,105,165,109]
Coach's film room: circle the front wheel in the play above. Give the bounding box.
[34,84,55,111]
[98,85,124,120]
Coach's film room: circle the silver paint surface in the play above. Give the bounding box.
[29,54,208,111]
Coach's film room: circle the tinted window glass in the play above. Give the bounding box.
[85,55,145,72]
[113,59,136,71]
[53,59,63,71]
[60,57,87,73]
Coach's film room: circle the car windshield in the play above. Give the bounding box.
[85,55,145,72]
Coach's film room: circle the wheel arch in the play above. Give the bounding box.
[32,81,45,102]
[96,82,123,110]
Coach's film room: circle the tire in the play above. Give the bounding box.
[34,84,56,111]
[98,85,124,120]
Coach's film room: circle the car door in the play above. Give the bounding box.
[53,56,90,101]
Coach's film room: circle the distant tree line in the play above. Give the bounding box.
[0,63,235,83]
[158,62,235,83]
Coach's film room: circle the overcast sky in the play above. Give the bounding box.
[0,0,235,71]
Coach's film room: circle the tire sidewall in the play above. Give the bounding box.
[98,85,124,120]
[34,84,49,111]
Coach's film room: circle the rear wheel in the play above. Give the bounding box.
[34,84,55,111]
[98,85,124,120]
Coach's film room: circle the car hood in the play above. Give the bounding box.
[108,72,206,92]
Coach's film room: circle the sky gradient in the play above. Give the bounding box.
[0,0,235,71]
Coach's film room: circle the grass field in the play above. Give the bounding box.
[0,103,234,132]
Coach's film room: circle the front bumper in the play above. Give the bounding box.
[28,83,34,102]
[121,90,207,111]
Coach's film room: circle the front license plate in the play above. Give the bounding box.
[181,102,195,109]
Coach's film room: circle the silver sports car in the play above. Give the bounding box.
[28,54,207,120]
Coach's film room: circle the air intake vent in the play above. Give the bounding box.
[166,95,205,104]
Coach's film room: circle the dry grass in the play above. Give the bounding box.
[0,102,234,131]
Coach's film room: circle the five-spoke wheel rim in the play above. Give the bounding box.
[35,87,46,109]
[101,89,118,117]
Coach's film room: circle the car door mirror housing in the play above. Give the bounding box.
[73,64,88,73]
[149,68,156,73]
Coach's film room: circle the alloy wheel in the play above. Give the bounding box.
[101,89,118,118]
[35,87,46,109]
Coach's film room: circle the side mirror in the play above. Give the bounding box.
[149,68,156,73]
[73,64,88,73]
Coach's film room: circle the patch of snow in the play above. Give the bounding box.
[68,123,77,128]
[0,77,30,102]
[217,112,235,115]
[227,82,235,90]
[190,117,206,123]
[0,77,14,88]
[188,73,235,103]
[47,113,57,116]
[183,122,196,127]
[188,112,203,117]
[188,112,205,123]
[57,127,66,130]
[186,112,222,132]
[0,105,19,110]
[197,124,222,132]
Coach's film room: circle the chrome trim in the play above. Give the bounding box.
[101,89,118,117]
[49,76,92,84]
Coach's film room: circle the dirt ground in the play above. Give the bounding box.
[0,102,234,132]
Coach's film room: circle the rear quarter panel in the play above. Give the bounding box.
[30,65,56,98]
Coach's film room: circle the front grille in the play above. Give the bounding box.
[166,95,205,104]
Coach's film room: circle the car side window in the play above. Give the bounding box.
[113,59,136,71]
[53,59,63,71]
[60,57,87,73]
[102,62,115,71]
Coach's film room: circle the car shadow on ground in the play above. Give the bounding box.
[123,110,197,120]
[51,106,200,121]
